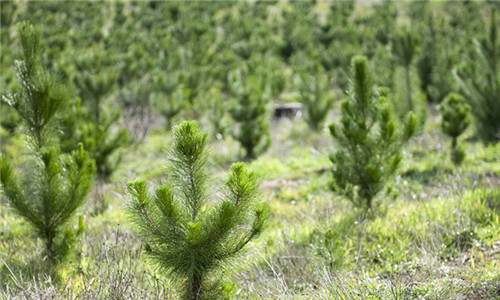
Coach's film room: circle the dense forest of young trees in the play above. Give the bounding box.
[1,1,499,298]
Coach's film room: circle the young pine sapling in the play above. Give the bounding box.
[0,22,95,265]
[439,93,471,165]
[127,121,269,299]
[152,83,188,131]
[392,26,420,113]
[71,48,129,180]
[228,69,271,159]
[455,9,500,143]
[298,67,335,131]
[329,56,416,210]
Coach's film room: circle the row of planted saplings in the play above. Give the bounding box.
[0,23,478,299]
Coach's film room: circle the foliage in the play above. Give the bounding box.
[206,87,230,140]
[67,48,129,180]
[391,26,420,113]
[329,56,416,209]
[153,85,188,131]
[317,25,360,91]
[298,67,335,131]
[228,67,271,159]
[127,121,269,299]
[455,9,500,143]
[0,22,95,264]
[1,1,499,298]
[119,77,155,143]
[439,93,472,165]
[0,2,20,136]
[372,0,397,46]
[279,8,315,63]
[414,4,457,103]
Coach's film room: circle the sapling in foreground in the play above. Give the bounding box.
[127,121,269,299]
[0,22,95,264]
[329,56,416,210]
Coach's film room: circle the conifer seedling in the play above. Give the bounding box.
[298,67,335,130]
[152,84,188,130]
[329,56,416,210]
[228,69,271,159]
[127,121,269,299]
[392,26,420,112]
[70,48,129,180]
[439,93,471,165]
[0,22,95,264]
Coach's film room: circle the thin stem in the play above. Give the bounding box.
[405,66,413,112]
[185,271,202,300]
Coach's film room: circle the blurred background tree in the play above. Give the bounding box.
[455,9,500,143]
[439,93,472,165]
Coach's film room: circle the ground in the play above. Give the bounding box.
[1,107,499,299]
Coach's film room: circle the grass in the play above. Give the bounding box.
[1,109,500,299]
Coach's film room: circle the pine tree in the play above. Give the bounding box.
[298,66,335,130]
[329,56,416,210]
[206,87,229,140]
[228,69,271,160]
[439,93,471,165]
[119,77,154,143]
[0,22,95,264]
[373,0,397,46]
[70,48,129,180]
[127,121,269,299]
[391,26,420,112]
[245,55,286,99]
[455,9,500,143]
[415,7,456,104]
[152,84,188,130]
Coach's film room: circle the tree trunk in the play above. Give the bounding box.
[405,66,413,112]
[451,137,459,165]
[367,196,373,210]
[185,272,202,300]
